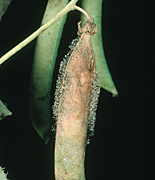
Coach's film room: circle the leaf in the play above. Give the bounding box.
[0,99,12,120]
[0,0,12,22]
[81,0,118,96]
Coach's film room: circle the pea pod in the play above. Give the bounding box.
[29,0,69,144]
[81,0,118,96]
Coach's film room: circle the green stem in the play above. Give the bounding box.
[74,5,92,20]
[0,0,78,66]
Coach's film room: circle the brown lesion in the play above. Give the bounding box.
[86,52,95,71]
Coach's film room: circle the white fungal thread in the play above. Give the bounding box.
[86,71,101,144]
[0,167,8,180]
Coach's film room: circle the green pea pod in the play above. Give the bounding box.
[81,0,118,96]
[29,0,69,144]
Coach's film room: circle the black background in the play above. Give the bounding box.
[0,0,145,180]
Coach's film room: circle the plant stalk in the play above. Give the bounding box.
[0,0,78,66]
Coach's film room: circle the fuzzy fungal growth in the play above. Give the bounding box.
[86,71,100,144]
[0,167,8,180]
[53,19,100,180]
[52,37,80,132]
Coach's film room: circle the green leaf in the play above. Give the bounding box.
[0,99,12,120]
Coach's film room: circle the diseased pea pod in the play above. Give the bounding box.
[29,0,69,144]
[81,0,118,96]
[54,19,99,180]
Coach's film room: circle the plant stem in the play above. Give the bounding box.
[74,5,92,21]
[0,0,78,66]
